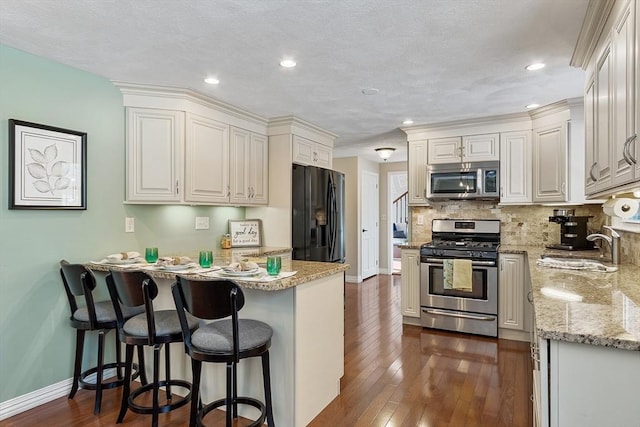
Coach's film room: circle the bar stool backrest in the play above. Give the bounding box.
[60,260,99,329]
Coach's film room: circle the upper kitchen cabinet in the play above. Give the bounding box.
[407,139,429,205]
[532,120,568,203]
[428,134,499,164]
[573,0,640,198]
[500,130,532,204]
[116,83,269,206]
[126,107,184,203]
[293,135,332,168]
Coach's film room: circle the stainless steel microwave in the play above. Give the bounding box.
[426,161,500,200]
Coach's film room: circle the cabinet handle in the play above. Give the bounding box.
[589,162,598,182]
[226,185,230,197]
[500,260,503,271]
[313,152,318,162]
[627,134,637,164]
[500,186,504,198]
[527,290,533,303]
[176,180,179,195]
[622,135,634,165]
[560,182,566,195]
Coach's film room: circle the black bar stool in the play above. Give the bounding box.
[59,260,145,414]
[172,276,275,427]
[106,270,197,427]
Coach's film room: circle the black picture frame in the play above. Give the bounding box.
[9,119,87,210]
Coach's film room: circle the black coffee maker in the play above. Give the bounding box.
[546,209,595,251]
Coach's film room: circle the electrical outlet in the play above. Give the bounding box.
[381,214,387,221]
[125,217,135,233]
[195,216,210,230]
[417,214,424,225]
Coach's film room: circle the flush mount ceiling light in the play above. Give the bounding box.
[204,77,220,85]
[279,59,297,68]
[525,62,546,71]
[375,147,395,161]
[361,87,379,95]
[402,119,414,125]
[526,103,540,109]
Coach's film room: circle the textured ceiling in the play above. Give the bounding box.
[0,0,589,163]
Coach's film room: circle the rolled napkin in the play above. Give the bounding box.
[106,251,141,261]
[157,256,192,266]
[224,260,260,272]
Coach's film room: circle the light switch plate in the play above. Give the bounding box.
[417,215,424,225]
[195,216,210,230]
[125,217,135,233]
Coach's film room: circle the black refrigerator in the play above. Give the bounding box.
[292,164,345,263]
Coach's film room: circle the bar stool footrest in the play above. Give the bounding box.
[78,362,140,391]
[197,396,266,427]
[128,379,192,415]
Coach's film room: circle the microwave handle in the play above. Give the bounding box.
[477,168,483,195]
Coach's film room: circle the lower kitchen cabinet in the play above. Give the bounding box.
[537,338,640,427]
[498,253,532,341]
[400,248,420,323]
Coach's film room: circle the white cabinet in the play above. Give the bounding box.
[407,140,429,205]
[428,134,499,164]
[499,131,532,204]
[293,135,332,168]
[498,253,527,331]
[532,121,568,203]
[126,107,184,203]
[585,75,597,195]
[230,127,269,205]
[596,41,614,191]
[184,113,230,204]
[400,249,420,320]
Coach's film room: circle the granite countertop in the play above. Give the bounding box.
[87,246,348,291]
[398,242,427,250]
[500,244,640,351]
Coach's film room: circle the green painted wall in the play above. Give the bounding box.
[0,44,244,402]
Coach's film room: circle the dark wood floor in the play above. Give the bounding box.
[2,274,532,427]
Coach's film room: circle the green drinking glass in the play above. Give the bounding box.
[145,247,158,263]
[199,250,213,268]
[266,256,281,276]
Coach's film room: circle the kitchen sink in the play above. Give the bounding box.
[537,255,618,273]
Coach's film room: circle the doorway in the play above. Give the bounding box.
[388,171,408,274]
[361,170,379,280]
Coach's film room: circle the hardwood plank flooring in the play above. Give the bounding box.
[2,274,531,427]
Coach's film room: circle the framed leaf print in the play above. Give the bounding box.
[9,119,87,209]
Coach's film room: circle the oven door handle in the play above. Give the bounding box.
[423,258,496,267]
[423,308,496,321]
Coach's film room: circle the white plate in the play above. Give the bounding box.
[159,263,197,271]
[219,268,262,277]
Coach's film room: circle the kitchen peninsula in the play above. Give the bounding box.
[88,249,349,427]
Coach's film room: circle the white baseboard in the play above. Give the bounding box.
[345,274,361,283]
[0,369,117,421]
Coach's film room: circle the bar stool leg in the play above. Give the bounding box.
[225,362,233,427]
[189,359,201,427]
[115,333,123,380]
[94,330,106,415]
[152,344,160,427]
[262,351,275,427]
[137,346,147,385]
[69,330,85,399]
[232,361,238,419]
[117,344,134,424]
[164,343,172,400]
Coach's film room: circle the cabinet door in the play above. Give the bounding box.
[229,127,250,204]
[533,122,567,203]
[126,107,183,202]
[408,140,428,205]
[427,137,461,164]
[612,1,636,187]
[463,133,499,162]
[500,131,532,204]
[401,249,420,318]
[584,75,597,196]
[293,135,315,165]
[247,133,268,205]
[595,42,613,191]
[314,143,332,168]
[498,253,525,331]
[184,113,229,204]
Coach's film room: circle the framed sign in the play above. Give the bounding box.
[9,119,87,209]
[228,219,263,247]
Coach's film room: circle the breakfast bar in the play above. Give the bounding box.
[88,252,349,427]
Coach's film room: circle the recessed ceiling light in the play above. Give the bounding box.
[402,119,414,125]
[525,62,545,71]
[204,77,220,85]
[280,59,297,68]
[526,103,540,109]
[361,88,379,95]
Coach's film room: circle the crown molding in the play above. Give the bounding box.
[570,0,617,69]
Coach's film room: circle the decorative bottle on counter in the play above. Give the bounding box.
[221,234,232,249]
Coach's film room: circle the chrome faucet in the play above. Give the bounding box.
[586,225,621,265]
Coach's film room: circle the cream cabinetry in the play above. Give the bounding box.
[126,107,184,203]
[499,131,532,204]
[400,249,420,321]
[532,121,568,203]
[575,0,640,198]
[407,140,429,205]
[293,135,332,168]
[498,253,529,333]
[428,133,499,164]
[229,127,268,205]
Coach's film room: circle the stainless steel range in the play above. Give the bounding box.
[420,219,500,337]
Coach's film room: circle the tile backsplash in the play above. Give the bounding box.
[410,202,640,266]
